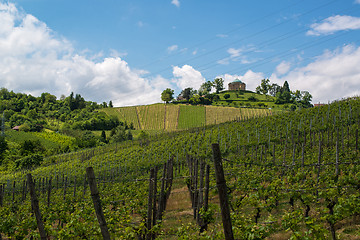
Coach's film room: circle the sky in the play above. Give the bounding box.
[0,0,360,106]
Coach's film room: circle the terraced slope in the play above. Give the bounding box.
[101,104,272,131]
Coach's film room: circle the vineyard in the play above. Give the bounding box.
[1,97,360,239]
[101,104,271,131]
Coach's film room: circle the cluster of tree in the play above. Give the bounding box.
[0,88,122,132]
[256,79,313,109]
[161,78,224,105]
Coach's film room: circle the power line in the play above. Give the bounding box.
[144,0,341,77]
[206,30,357,81]
[138,0,306,70]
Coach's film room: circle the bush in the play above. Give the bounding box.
[223,93,231,99]
[16,154,43,169]
[248,96,258,102]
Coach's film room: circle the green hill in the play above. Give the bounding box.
[214,90,279,109]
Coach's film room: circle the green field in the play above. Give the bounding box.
[101,103,272,132]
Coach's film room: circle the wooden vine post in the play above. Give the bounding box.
[211,143,234,240]
[86,167,111,240]
[146,168,155,240]
[27,174,48,240]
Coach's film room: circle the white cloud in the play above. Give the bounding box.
[216,34,228,38]
[171,0,180,7]
[218,46,257,65]
[167,44,178,53]
[172,65,205,90]
[275,61,291,75]
[271,44,360,103]
[228,48,242,58]
[355,0,360,4]
[307,15,360,36]
[217,70,265,92]
[0,3,167,107]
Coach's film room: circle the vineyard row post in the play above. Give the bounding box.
[211,143,234,240]
[86,166,111,240]
[27,173,48,240]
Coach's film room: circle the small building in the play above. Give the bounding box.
[228,79,246,91]
[12,126,20,131]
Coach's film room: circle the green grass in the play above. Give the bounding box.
[215,90,282,110]
[4,130,75,155]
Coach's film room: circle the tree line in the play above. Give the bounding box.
[161,78,312,109]
[161,78,225,105]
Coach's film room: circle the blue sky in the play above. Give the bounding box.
[0,0,360,106]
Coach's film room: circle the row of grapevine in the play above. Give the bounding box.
[1,97,360,239]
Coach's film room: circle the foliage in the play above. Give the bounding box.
[248,96,257,102]
[198,81,213,95]
[255,79,270,95]
[213,78,224,94]
[74,131,100,149]
[161,88,174,103]
[15,154,43,169]
[178,87,197,101]
[0,136,8,163]
[20,140,45,156]
[110,126,133,143]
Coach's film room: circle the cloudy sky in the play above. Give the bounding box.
[0,0,360,106]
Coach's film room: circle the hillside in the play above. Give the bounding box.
[214,90,279,109]
[1,96,359,239]
[101,103,272,131]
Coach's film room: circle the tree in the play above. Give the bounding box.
[161,88,174,103]
[213,78,224,94]
[255,79,270,95]
[20,140,45,156]
[198,81,213,95]
[275,81,292,104]
[189,94,202,105]
[109,101,113,108]
[101,130,107,143]
[269,83,281,97]
[293,90,312,108]
[283,81,290,93]
[179,87,196,101]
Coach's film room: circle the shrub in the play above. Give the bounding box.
[248,96,258,102]
[16,154,43,169]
